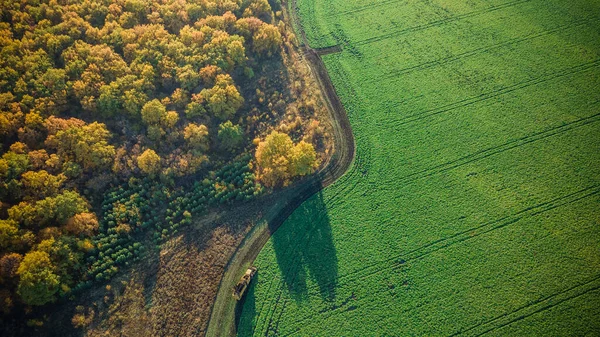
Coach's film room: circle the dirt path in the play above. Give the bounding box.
[204,2,355,336]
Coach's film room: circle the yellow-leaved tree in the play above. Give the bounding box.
[137,149,161,176]
[255,131,319,187]
[200,74,244,120]
[17,250,60,306]
[253,24,282,57]
[183,123,210,152]
[289,140,319,176]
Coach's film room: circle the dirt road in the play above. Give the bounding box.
[204,1,355,336]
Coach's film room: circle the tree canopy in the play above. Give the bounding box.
[218,121,244,150]
[137,149,161,176]
[0,0,328,321]
[255,131,319,187]
[17,251,59,306]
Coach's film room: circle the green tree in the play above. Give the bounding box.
[184,94,207,119]
[217,121,243,150]
[202,31,246,71]
[51,190,89,224]
[176,65,201,91]
[0,151,30,180]
[141,99,167,125]
[123,88,148,116]
[17,251,60,306]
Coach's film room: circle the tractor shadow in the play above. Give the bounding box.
[271,188,338,303]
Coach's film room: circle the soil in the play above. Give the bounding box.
[204,0,356,335]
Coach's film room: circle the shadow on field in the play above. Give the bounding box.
[271,188,338,302]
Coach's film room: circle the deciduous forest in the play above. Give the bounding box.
[0,0,329,334]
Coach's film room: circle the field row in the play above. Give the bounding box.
[239,0,600,335]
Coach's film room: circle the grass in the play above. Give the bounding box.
[238,0,600,335]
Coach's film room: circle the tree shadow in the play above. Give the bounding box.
[270,186,338,303]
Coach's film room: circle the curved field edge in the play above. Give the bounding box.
[204,3,356,337]
[237,0,600,335]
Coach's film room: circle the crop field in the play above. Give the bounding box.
[238,0,600,335]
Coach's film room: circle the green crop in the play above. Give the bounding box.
[239,0,600,335]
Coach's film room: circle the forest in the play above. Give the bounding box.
[0,0,328,329]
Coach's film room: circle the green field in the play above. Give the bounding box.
[238,0,600,335]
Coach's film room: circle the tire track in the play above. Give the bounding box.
[257,195,339,335]
[264,185,600,318]
[206,0,356,334]
[390,59,600,128]
[385,112,600,186]
[462,276,600,336]
[286,274,600,337]
[331,0,408,18]
[343,185,600,287]
[354,0,531,46]
[367,16,594,84]
[257,114,600,332]
[249,99,599,335]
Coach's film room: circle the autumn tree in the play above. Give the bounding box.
[183,123,210,152]
[255,131,293,187]
[27,150,50,170]
[200,74,244,120]
[52,122,115,172]
[290,140,319,176]
[255,131,319,186]
[253,24,282,57]
[234,17,264,39]
[141,99,167,125]
[0,253,23,280]
[137,149,161,176]
[0,0,327,315]
[0,220,19,250]
[20,170,66,200]
[199,65,222,86]
[64,213,98,237]
[8,191,88,228]
[19,112,46,148]
[17,250,60,306]
[162,110,179,129]
[242,0,272,21]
